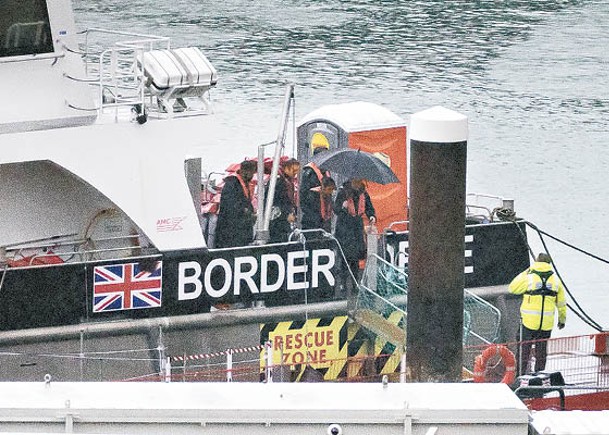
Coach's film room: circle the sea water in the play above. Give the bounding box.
[74,0,609,335]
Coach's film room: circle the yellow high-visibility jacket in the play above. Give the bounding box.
[508,261,567,331]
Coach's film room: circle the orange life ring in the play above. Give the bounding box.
[473,344,516,384]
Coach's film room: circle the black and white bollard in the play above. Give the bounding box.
[406,106,468,382]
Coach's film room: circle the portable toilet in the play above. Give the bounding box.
[297,101,408,232]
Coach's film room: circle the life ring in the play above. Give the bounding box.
[473,344,516,384]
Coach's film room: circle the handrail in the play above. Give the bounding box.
[7,250,162,270]
[385,220,409,231]
[5,234,140,254]
[0,51,65,64]
[3,234,158,269]
[2,233,79,250]
[80,28,170,44]
[465,204,493,216]
[466,192,505,202]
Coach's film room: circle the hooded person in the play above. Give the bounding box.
[267,158,301,243]
[300,136,331,230]
[302,176,336,233]
[508,252,567,374]
[215,160,257,248]
[333,178,376,298]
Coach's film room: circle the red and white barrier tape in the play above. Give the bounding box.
[170,345,265,363]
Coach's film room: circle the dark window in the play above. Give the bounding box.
[0,0,54,58]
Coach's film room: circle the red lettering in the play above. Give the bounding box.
[281,349,329,365]
[305,332,313,348]
[294,332,302,349]
[274,328,336,364]
[313,331,323,347]
[292,351,305,364]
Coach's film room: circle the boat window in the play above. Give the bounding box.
[0,0,54,58]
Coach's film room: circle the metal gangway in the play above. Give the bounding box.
[355,255,502,374]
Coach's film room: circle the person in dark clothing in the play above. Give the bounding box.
[301,176,336,233]
[300,147,331,230]
[333,179,376,297]
[268,158,301,243]
[215,160,257,248]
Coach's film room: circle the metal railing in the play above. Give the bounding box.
[467,334,609,393]
[61,29,171,117]
[2,234,158,268]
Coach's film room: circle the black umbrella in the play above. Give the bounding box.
[309,148,400,185]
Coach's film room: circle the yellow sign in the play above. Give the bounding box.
[260,316,348,369]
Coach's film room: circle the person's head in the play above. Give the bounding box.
[238,160,257,183]
[321,176,336,197]
[312,146,328,156]
[536,252,552,264]
[310,132,330,156]
[350,178,365,192]
[281,158,301,179]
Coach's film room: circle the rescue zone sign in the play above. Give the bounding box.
[260,317,348,368]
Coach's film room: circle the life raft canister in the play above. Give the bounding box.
[473,344,516,384]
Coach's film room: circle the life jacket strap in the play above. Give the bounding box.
[525,270,557,297]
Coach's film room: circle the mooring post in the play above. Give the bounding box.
[406,106,467,382]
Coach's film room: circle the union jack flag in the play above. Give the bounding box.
[93,261,162,313]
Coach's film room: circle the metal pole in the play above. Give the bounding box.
[157,326,166,381]
[366,224,379,292]
[254,141,276,243]
[226,349,233,382]
[265,340,273,383]
[400,349,407,383]
[256,144,267,240]
[79,330,85,382]
[164,357,171,383]
[518,321,523,376]
[279,339,285,382]
[262,84,295,233]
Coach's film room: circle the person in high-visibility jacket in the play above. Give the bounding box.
[509,252,567,374]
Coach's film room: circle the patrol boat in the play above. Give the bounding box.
[3,0,597,402]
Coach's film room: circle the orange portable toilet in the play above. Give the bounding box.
[297,101,407,232]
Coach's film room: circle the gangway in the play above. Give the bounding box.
[353,255,502,374]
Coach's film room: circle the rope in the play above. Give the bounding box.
[523,221,605,332]
[526,221,609,265]
[492,206,517,222]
